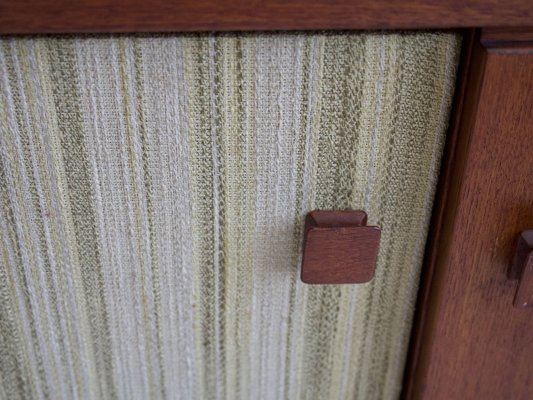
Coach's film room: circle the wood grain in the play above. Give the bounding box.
[403,30,533,399]
[1,0,533,34]
[301,210,381,285]
[482,28,533,49]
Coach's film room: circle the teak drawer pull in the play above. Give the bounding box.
[509,230,533,308]
[300,210,381,284]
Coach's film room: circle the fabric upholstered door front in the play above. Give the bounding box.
[0,32,460,400]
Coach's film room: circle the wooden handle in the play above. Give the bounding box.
[300,210,381,284]
[508,231,533,308]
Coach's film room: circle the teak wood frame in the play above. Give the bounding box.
[2,2,533,399]
[405,29,533,399]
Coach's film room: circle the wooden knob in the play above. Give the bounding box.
[300,210,381,284]
[508,230,533,308]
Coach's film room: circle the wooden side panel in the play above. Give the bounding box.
[404,31,533,400]
[1,0,533,34]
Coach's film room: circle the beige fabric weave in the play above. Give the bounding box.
[0,32,460,400]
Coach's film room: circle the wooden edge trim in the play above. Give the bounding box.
[482,27,533,46]
[2,1,533,34]
[400,28,485,399]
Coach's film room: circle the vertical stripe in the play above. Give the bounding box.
[26,38,91,400]
[138,35,196,400]
[208,35,225,400]
[76,38,136,400]
[216,35,247,400]
[0,42,42,400]
[184,36,218,400]
[43,38,113,399]
[1,40,64,399]
[237,35,257,400]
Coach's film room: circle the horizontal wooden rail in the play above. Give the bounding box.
[1,0,533,34]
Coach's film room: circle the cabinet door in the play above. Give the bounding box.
[0,32,460,400]
[405,30,533,400]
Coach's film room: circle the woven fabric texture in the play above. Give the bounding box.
[0,32,460,400]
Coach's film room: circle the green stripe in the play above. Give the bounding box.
[0,156,34,400]
[184,36,219,400]
[1,40,53,399]
[44,38,116,399]
[131,38,167,400]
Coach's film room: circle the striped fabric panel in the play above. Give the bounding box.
[0,32,461,400]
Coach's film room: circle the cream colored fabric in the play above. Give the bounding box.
[0,32,460,400]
